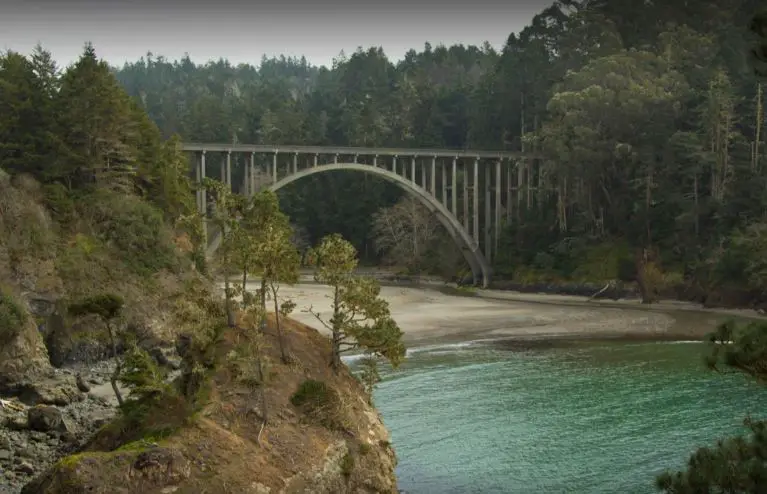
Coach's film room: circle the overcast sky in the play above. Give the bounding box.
[1,0,551,68]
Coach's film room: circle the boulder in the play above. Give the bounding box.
[0,302,53,394]
[28,406,67,433]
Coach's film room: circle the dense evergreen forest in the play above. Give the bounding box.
[110,0,767,306]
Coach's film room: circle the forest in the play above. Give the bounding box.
[108,0,767,306]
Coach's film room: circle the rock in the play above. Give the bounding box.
[16,375,83,406]
[75,374,90,393]
[149,347,170,367]
[0,304,53,394]
[16,461,34,474]
[0,449,12,461]
[28,406,65,433]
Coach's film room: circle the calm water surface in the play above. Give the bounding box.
[350,339,767,493]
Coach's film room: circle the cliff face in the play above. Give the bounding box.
[23,316,399,494]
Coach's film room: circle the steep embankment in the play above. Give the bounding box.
[23,315,398,494]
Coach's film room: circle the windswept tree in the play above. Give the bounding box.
[307,233,406,371]
[67,293,125,406]
[206,177,245,326]
[250,190,301,362]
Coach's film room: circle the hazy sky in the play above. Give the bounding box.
[1,0,551,68]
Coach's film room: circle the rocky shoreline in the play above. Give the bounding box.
[0,353,181,494]
[0,361,117,494]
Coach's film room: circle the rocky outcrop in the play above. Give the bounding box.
[0,305,52,392]
[22,316,399,494]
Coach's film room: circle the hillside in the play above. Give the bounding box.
[22,315,398,494]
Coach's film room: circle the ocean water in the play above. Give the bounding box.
[348,339,767,493]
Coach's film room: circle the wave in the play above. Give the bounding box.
[341,340,479,364]
[661,340,733,345]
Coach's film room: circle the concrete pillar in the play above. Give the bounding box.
[292,153,298,174]
[220,154,226,183]
[430,156,436,195]
[226,151,232,189]
[200,151,207,215]
[484,162,492,263]
[373,155,378,167]
[200,150,207,242]
[354,154,358,164]
[195,153,201,212]
[411,156,416,184]
[506,160,513,224]
[452,157,458,216]
[272,153,278,183]
[334,154,338,164]
[473,158,479,244]
[462,159,469,231]
[441,162,447,206]
[420,158,426,188]
[250,152,256,195]
[495,159,502,255]
[243,155,249,196]
[392,156,397,175]
[313,154,318,167]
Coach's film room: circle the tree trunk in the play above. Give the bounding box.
[330,285,342,371]
[106,323,124,407]
[259,279,267,332]
[271,284,288,363]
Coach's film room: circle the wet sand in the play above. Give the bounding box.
[231,280,757,346]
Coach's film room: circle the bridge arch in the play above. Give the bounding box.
[270,163,490,287]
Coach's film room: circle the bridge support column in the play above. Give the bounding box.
[506,160,513,224]
[200,150,207,242]
[421,158,426,188]
[451,158,457,215]
[462,159,468,230]
[373,155,377,167]
[392,156,397,175]
[473,158,479,245]
[495,159,502,255]
[430,157,436,195]
[484,162,492,264]
[195,153,201,212]
[441,162,447,206]
[250,153,256,196]
[272,153,278,183]
[313,154,318,167]
[243,155,249,196]
[226,151,232,189]
[410,156,416,184]
[293,153,298,174]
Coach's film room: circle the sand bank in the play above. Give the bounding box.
[227,280,751,346]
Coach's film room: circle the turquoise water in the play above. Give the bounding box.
[353,340,767,494]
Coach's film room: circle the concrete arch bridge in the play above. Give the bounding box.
[181,143,536,287]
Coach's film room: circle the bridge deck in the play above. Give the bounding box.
[180,142,531,159]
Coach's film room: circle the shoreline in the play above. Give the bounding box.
[224,276,759,349]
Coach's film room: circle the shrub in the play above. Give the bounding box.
[86,190,180,276]
[340,452,354,478]
[0,287,26,345]
[290,379,345,430]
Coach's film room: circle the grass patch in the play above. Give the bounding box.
[340,452,354,478]
[290,379,345,430]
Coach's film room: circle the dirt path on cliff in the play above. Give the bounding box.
[226,280,758,347]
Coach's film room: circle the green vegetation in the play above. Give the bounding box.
[307,234,406,371]
[0,287,26,345]
[291,378,345,430]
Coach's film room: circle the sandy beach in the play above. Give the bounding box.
[229,279,760,346]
